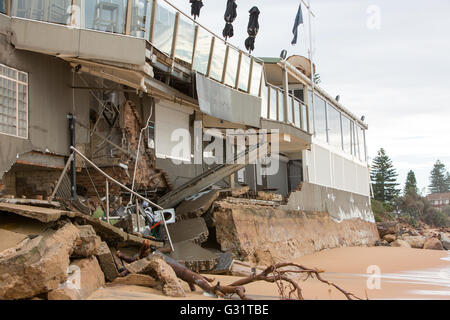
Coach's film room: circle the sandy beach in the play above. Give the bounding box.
[89,247,450,300]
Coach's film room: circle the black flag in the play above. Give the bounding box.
[291,3,304,45]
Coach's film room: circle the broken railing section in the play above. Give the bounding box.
[158,139,272,209]
[51,146,175,252]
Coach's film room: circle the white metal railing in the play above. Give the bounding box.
[4,0,311,133]
[262,83,310,134]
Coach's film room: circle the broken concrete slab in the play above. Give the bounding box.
[175,190,219,220]
[0,203,68,223]
[125,254,186,297]
[0,212,51,236]
[0,198,61,209]
[230,260,266,277]
[109,274,159,288]
[167,217,209,245]
[0,203,165,249]
[70,257,106,299]
[0,229,28,253]
[73,225,102,258]
[256,191,283,202]
[71,212,164,249]
[168,240,219,273]
[0,222,80,300]
[95,242,119,282]
[208,251,234,275]
[48,256,105,300]
[231,186,250,197]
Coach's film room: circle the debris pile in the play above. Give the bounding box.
[0,195,364,300]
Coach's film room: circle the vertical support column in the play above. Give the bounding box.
[221,45,230,84]
[247,58,254,94]
[304,87,311,134]
[206,37,215,78]
[149,0,157,42]
[67,113,77,200]
[125,0,133,35]
[6,0,11,16]
[191,25,199,69]
[229,174,235,189]
[282,65,289,124]
[106,179,110,223]
[234,52,242,90]
[170,12,180,58]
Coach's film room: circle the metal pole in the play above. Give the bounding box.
[69,146,174,252]
[308,0,315,136]
[68,113,77,200]
[106,179,110,224]
[48,153,75,202]
[136,197,141,233]
[70,146,162,210]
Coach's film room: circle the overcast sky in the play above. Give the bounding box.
[170,0,450,193]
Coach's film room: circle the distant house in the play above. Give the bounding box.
[427,193,450,208]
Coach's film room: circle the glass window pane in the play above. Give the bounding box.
[357,126,365,161]
[278,89,285,122]
[224,47,239,87]
[193,28,211,75]
[314,94,327,142]
[238,55,250,92]
[327,104,342,150]
[351,121,357,157]
[269,87,277,120]
[209,39,226,81]
[261,85,268,119]
[130,0,149,38]
[153,1,176,54]
[301,103,308,132]
[294,99,300,128]
[308,90,314,134]
[341,115,351,154]
[249,61,262,96]
[82,0,128,33]
[286,95,293,124]
[0,0,6,14]
[174,16,195,63]
[12,0,72,24]
[0,65,28,138]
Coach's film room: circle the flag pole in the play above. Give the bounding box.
[307,0,315,135]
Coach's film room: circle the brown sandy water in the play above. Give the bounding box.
[89,247,450,300]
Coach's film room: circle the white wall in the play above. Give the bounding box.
[304,143,371,197]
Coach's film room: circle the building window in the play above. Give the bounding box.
[341,115,352,154]
[0,0,6,14]
[313,94,327,142]
[12,0,72,25]
[327,104,343,150]
[0,64,28,139]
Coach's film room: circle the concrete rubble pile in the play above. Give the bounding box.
[0,185,290,300]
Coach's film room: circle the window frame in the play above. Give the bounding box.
[0,63,29,140]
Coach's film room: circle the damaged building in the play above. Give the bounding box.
[0,0,378,279]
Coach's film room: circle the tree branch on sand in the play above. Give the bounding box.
[117,246,364,301]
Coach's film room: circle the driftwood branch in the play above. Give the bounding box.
[116,247,364,301]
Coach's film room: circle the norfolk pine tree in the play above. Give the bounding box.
[370,148,400,203]
[404,170,418,196]
[429,160,450,194]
